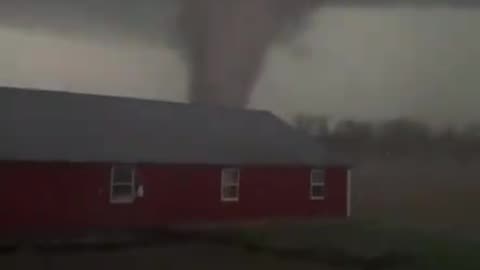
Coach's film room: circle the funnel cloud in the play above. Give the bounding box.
[179,0,321,107]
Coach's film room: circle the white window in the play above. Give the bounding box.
[110,165,136,204]
[221,168,240,202]
[310,169,326,200]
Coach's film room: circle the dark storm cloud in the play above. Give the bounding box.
[1,0,479,108]
[0,0,478,41]
[0,0,179,43]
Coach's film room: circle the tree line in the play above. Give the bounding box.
[293,114,480,160]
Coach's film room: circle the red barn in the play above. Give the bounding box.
[0,87,351,238]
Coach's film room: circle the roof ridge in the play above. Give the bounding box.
[0,86,270,115]
[0,85,335,165]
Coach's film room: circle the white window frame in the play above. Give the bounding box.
[221,168,240,202]
[310,169,326,200]
[110,165,136,204]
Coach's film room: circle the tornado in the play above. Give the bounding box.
[179,0,322,108]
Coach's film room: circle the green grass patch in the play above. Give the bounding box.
[223,220,480,270]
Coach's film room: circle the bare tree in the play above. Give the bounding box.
[329,119,374,155]
[376,118,432,155]
[293,114,329,138]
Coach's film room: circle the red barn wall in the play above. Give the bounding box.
[0,162,348,236]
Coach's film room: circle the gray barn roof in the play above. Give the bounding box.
[0,87,340,166]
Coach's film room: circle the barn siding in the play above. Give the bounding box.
[0,162,348,236]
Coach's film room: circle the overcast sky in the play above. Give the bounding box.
[1,5,479,126]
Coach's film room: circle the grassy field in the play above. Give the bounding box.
[237,220,480,270]
[1,220,479,270]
